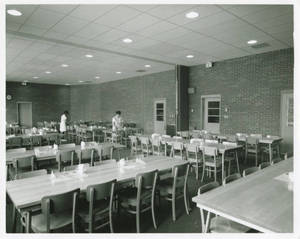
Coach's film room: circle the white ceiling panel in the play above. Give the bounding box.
[50,16,89,35]
[25,8,65,29]
[117,13,160,32]
[69,5,115,21]
[6,4,293,85]
[94,6,141,27]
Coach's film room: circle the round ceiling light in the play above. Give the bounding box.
[7,9,22,16]
[185,11,199,19]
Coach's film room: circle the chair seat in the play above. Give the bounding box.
[31,211,73,232]
[159,178,184,195]
[78,199,109,222]
[204,158,222,167]
[210,216,250,233]
[119,187,152,207]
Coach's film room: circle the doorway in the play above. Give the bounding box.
[201,95,221,134]
[280,90,293,155]
[17,102,32,128]
[154,99,166,134]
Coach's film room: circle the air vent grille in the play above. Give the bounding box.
[251,43,270,49]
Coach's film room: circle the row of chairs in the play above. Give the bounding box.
[12,161,191,233]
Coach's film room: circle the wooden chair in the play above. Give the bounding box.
[7,136,22,149]
[152,138,162,156]
[129,136,142,155]
[159,163,190,222]
[245,137,260,166]
[259,162,271,169]
[140,137,152,157]
[11,156,35,180]
[119,170,158,232]
[46,133,60,145]
[186,143,202,179]
[161,135,171,156]
[201,146,222,182]
[78,148,95,165]
[272,157,283,165]
[78,180,116,232]
[93,129,104,142]
[31,135,42,149]
[56,150,75,172]
[222,173,241,186]
[242,166,259,177]
[171,142,184,160]
[222,141,240,176]
[31,188,80,233]
[79,128,93,142]
[99,144,113,161]
[15,169,47,180]
[7,148,26,153]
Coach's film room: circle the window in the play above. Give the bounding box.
[207,101,220,123]
[156,103,164,121]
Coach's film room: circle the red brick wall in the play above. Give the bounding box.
[6,82,70,126]
[189,48,293,135]
[70,70,176,133]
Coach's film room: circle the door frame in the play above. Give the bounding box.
[153,98,167,134]
[17,101,33,127]
[280,89,293,136]
[200,94,221,131]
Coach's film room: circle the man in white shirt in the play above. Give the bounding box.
[112,111,124,132]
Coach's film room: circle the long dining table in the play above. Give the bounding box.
[6,156,185,233]
[192,157,293,233]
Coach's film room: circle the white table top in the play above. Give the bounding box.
[192,158,293,233]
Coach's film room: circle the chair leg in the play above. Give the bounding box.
[172,193,176,222]
[214,167,217,182]
[184,185,190,215]
[201,165,205,182]
[136,209,140,233]
[151,193,157,229]
[235,152,240,174]
[12,205,17,232]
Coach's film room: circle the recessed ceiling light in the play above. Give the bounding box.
[123,38,133,43]
[45,71,52,74]
[247,40,258,45]
[144,64,151,68]
[185,11,199,19]
[79,80,84,83]
[85,54,93,58]
[95,76,100,79]
[61,64,69,67]
[32,76,39,79]
[65,83,70,86]
[7,9,22,16]
[116,71,122,74]
[186,55,194,59]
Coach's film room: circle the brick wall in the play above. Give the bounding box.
[6,82,70,126]
[70,70,176,133]
[189,48,294,135]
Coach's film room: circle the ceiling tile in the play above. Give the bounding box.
[126,4,157,12]
[117,13,160,33]
[147,5,195,19]
[94,6,141,27]
[91,29,129,43]
[19,24,48,36]
[50,16,89,35]
[39,4,78,14]
[220,4,270,17]
[138,21,177,37]
[72,23,110,39]
[151,26,190,41]
[69,5,116,21]
[25,8,65,29]
[43,30,69,40]
[6,21,21,31]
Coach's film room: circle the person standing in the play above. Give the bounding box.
[112,111,124,132]
[60,110,69,134]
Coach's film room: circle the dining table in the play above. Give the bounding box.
[192,157,293,233]
[6,155,186,233]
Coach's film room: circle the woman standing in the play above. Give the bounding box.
[60,110,69,134]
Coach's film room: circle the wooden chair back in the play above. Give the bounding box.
[15,169,47,180]
[204,146,218,157]
[31,135,42,147]
[223,173,241,185]
[56,150,74,171]
[80,148,95,164]
[198,181,219,195]
[259,162,271,169]
[8,136,22,148]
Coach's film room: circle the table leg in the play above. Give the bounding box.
[25,211,31,233]
[221,153,225,182]
[269,144,273,164]
[12,205,17,232]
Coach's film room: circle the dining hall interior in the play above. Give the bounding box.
[4,1,298,235]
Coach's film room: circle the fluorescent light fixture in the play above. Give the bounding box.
[7,9,22,16]
[247,40,257,45]
[85,54,93,58]
[116,71,122,74]
[61,64,69,67]
[65,83,70,86]
[144,64,151,68]
[186,55,194,59]
[79,80,84,83]
[32,76,39,79]
[123,38,133,43]
[185,11,199,19]
[95,76,100,79]
[45,71,52,74]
